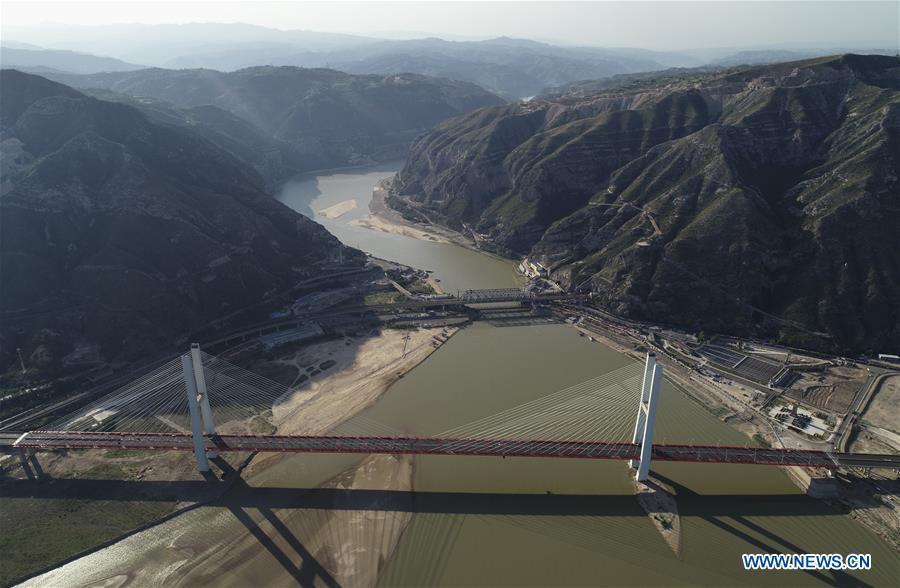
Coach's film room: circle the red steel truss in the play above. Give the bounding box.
[7,430,877,468]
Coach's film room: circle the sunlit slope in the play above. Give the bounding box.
[393,55,900,351]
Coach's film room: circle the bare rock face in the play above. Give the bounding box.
[0,70,359,371]
[393,55,900,353]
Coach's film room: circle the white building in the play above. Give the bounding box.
[518,257,548,278]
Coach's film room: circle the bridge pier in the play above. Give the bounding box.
[630,353,662,482]
[182,344,218,473]
[16,448,40,480]
[190,343,218,458]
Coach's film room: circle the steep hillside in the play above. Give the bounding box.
[73,89,308,184]
[0,70,359,373]
[394,84,714,251]
[393,55,900,352]
[37,66,505,177]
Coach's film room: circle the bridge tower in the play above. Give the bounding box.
[181,343,218,472]
[630,352,662,482]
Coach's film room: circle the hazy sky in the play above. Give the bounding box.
[3,1,898,50]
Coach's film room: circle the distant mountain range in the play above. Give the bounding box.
[319,37,669,99]
[0,46,144,74]
[35,66,503,181]
[2,23,372,66]
[8,24,892,99]
[391,55,900,353]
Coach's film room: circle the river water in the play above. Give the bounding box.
[276,162,519,294]
[28,164,897,587]
[282,164,898,586]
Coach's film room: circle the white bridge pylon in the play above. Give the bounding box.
[182,343,218,472]
[176,346,660,476]
[630,352,662,482]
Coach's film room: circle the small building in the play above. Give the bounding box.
[518,257,549,278]
[421,294,455,301]
[259,322,324,350]
[291,288,354,315]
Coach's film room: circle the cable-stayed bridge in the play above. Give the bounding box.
[4,346,898,479]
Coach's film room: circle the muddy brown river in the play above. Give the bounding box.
[25,164,898,587]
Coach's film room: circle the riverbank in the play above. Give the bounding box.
[570,315,900,553]
[7,326,452,585]
[261,326,456,437]
[229,327,451,583]
[199,454,414,587]
[351,181,462,246]
[0,446,248,585]
[571,321,776,445]
[360,180,525,277]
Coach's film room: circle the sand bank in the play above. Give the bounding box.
[351,213,449,243]
[351,182,474,248]
[318,199,357,219]
[633,475,682,557]
[266,327,455,436]
[202,454,414,587]
[205,328,447,585]
[232,328,444,585]
[308,454,414,587]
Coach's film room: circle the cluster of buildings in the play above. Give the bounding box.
[517,257,549,279]
[259,322,325,351]
[289,287,357,315]
[774,405,813,430]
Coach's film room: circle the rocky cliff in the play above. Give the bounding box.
[0,70,359,372]
[392,55,900,352]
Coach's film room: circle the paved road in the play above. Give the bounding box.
[6,431,897,469]
[836,371,895,452]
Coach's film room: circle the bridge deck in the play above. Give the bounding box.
[6,431,895,468]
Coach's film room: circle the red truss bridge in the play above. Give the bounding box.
[4,346,898,478]
[7,430,898,470]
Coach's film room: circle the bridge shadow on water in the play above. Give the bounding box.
[224,491,342,587]
[1,463,878,588]
[651,472,872,588]
[209,457,342,588]
[0,475,854,518]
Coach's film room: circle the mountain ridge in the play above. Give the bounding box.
[391,54,900,352]
[0,46,145,74]
[31,65,506,180]
[0,69,359,373]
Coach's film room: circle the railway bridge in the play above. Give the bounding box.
[4,348,898,480]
